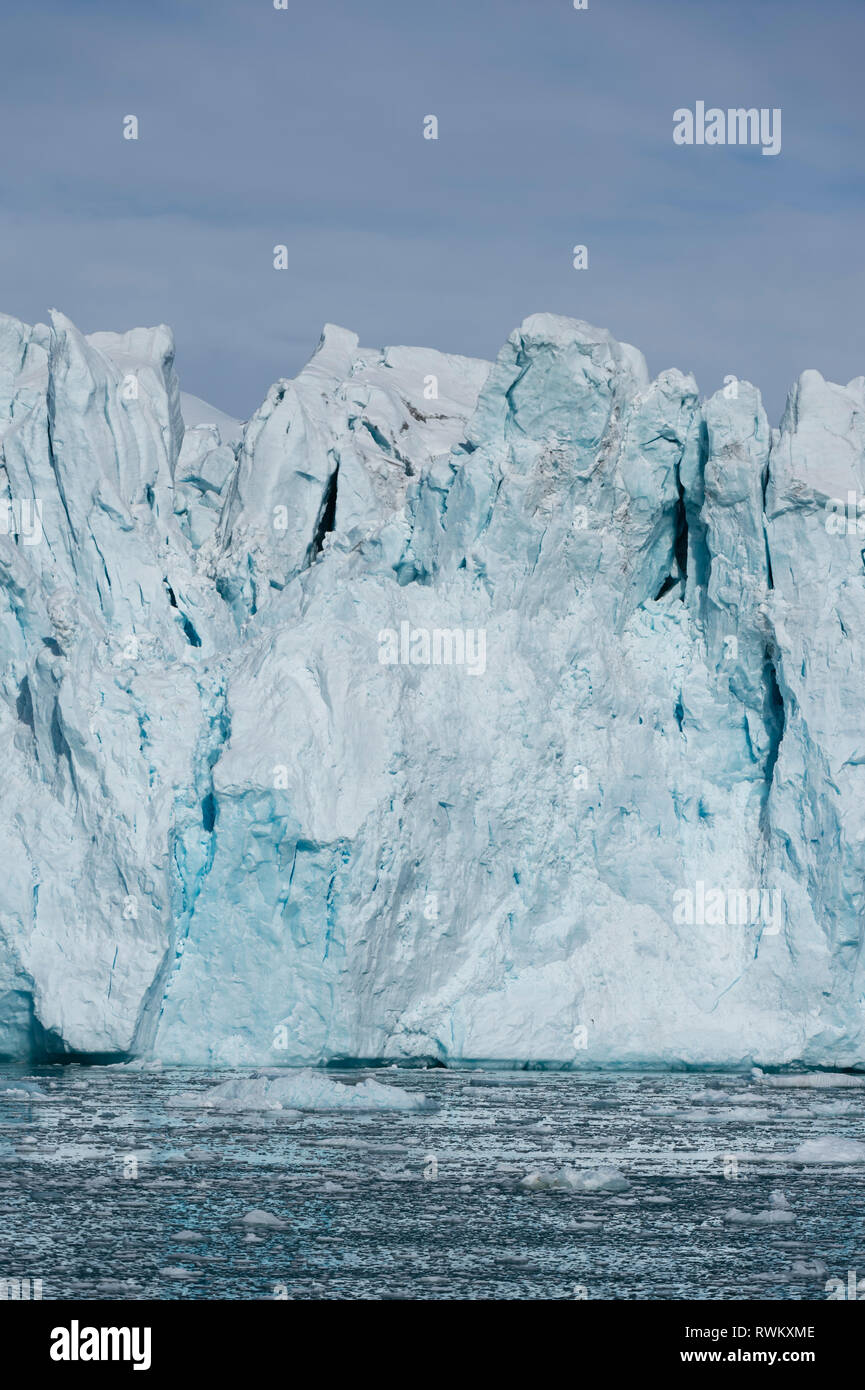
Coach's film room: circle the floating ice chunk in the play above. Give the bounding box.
[687,1086,773,1112]
[788,1137,865,1163]
[724,1205,795,1226]
[724,1191,795,1225]
[807,1101,856,1117]
[713,1106,771,1122]
[683,1106,772,1123]
[241,1209,287,1228]
[465,1075,539,1087]
[789,1259,828,1277]
[754,1071,865,1089]
[168,1070,428,1112]
[108,1059,164,1071]
[520,1166,629,1193]
[173,1230,206,1242]
[0,1082,45,1098]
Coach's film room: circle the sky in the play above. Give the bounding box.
[0,0,863,424]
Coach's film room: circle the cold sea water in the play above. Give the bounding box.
[1,1065,863,1301]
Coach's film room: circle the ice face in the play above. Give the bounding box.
[0,308,863,1068]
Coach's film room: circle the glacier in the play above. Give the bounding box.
[1,306,864,1068]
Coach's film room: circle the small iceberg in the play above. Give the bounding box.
[168,1070,429,1113]
[241,1210,287,1228]
[724,1192,795,1226]
[788,1137,865,1163]
[520,1166,629,1193]
[0,1081,46,1098]
[753,1070,865,1089]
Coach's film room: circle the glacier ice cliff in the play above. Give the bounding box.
[1,307,864,1068]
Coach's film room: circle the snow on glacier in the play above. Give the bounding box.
[1,305,864,1068]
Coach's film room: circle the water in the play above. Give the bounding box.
[1,1065,863,1300]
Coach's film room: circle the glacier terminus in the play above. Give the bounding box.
[1,307,864,1070]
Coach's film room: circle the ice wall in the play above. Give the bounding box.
[0,308,862,1068]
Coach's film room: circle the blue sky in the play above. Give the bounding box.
[1,0,862,423]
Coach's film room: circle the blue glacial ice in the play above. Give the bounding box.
[1,307,864,1068]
